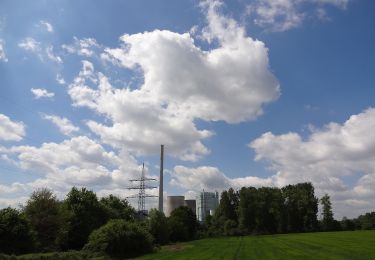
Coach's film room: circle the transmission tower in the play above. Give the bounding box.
[127,163,157,214]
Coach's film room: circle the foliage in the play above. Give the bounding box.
[100,194,136,221]
[320,194,335,231]
[23,188,67,251]
[83,219,153,258]
[356,212,375,230]
[0,207,35,255]
[64,187,108,250]
[169,206,198,242]
[282,183,318,232]
[148,209,170,245]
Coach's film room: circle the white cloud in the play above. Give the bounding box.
[46,45,62,63]
[171,165,273,192]
[0,39,8,62]
[0,114,25,141]
[31,88,55,99]
[39,20,54,33]
[42,114,79,136]
[248,0,351,32]
[3,136,143,193]
[56,74,66,85]
[68,1,279,161]
[249,108,375,218]
[18,37,41,51]
[18,38,62,64]
[62,37,100,57]
[0,196,29,209]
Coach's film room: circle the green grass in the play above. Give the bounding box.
[137,231,375,260]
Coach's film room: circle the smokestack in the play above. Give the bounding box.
[158,145,164,212]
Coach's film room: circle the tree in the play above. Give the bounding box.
[282,183,318,232]
[84,219,153,258]
[64,187,107,249]
[254,187,284,234]
[320,194,334,231]
[24,188,66,251]
[0,207,35,254]
[357,212,375,230]
[168,206,198,241]
[100,195,136,221]
[147,209,169,245]
[238,187,258,233]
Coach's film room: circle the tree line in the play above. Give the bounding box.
[0,183,374,258]
[205,183,375,236]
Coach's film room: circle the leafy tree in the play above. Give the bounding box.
[282,183,318,232]
[64,187,107,249]
[238,187,258,233]
[357,212,375,230]
[341,217,356,231]
[320,194,335,231]
[24,188,66,251]
[168,206,198,241]
[100,195,136,221]
[84,219,153,258]
[255,187,284,233]
[147,209,169,245]
[0,207,35,254]
[216,188,238,222]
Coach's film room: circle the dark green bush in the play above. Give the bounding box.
[84,219,153,258]
[0,207,35,255]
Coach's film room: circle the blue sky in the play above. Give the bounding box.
[0,0,374,218]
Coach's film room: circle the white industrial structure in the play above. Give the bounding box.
[196,190,219,222]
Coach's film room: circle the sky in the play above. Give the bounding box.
[0,0,374,219]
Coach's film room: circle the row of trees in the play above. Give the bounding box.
[0,188,198,258]
[1,183,374,258]
[205,183,374,236]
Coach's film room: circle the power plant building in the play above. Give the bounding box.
[166,196,185,217]
[184,199,196,215]
[196,191,219,222]
[166,196,197,217]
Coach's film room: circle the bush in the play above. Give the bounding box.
[0,207,35,255]
[84,219,153,258]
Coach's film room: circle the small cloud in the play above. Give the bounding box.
[62,37,100,57]
[18,37,41,51]
[0,113,25,141]
[40,20,54,33]
[31,88,55,99]
[42,114,79,136]
[56,74,66,85]
[46,45,62,63]
[304,104,319,111]
[0,39,8,62]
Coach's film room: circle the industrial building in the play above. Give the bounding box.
[196,190,219,222]
[165,196,197,217]
[166,196,185,217]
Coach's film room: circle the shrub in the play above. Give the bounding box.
[84,219,153,258]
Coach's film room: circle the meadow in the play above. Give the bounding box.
[138,231,375,260]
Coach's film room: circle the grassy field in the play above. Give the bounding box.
[137,231,375,260]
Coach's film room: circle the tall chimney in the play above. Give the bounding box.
[158,145,164,212]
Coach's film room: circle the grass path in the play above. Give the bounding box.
[137,231,375,259]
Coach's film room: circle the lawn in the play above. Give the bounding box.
[137,231,375,260]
